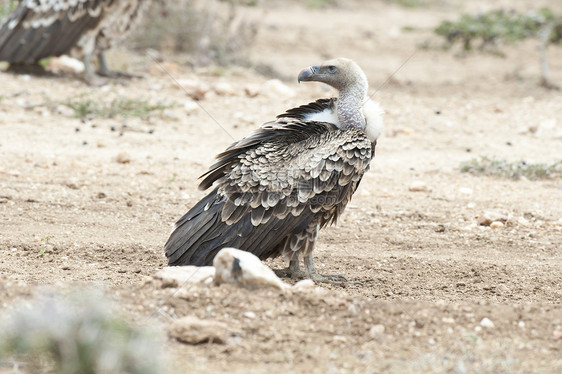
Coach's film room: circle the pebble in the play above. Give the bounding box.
[47,55,84,74]
[409,181,431,192]
[480,317,495,328]
[244,84,260,97]
[213,82,236,96]
[169,316,235,345]
[369,324,385,339]
[184,100,199,114]
[459,187,473,195]
[293,279,315,290]
[114,152,131,164]
[490,221,504,229]
[477,209,509,226]
[175,79,210,100]
[263,79,295,98]
[154,266,216,288]
[213,248,289,290]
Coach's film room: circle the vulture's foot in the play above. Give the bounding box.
[308,272,363,285]
[84,74,109,87]
[274,258,308,279]
[304,254,362,285]
[96,53,141,79]
[96,69,142,79]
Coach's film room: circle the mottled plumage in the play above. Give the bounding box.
[0,0,149,82]
[166,58,384,282]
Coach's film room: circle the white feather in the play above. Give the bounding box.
[362,98,384,143]
[303,108,340,127]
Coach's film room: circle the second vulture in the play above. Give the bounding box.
[0,0,150,84]
[165,58,383,282]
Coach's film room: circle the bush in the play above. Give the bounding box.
[131,0,259,66]
[0,290,166,374]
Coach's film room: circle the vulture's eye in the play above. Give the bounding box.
[326,65,337,74]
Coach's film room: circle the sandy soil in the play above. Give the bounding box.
[0,1,561,373]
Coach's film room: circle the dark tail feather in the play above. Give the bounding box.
[165,188,317,266]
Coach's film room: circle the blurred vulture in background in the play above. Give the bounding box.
[0,0,150,84]
[165,58,384,283]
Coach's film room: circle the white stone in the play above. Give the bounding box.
[184,100,199,114]
[480,317,495,328]
[47,55,85,74]
[154,266,215,288]
[263,79,295,98]
[459,187,473,195]
[213,82,236,96]
[293,279,315,290]
[369,324,385,339]
[477,209,509,226]
[490,221,504,229]
[409,181,430,192]
[213,248,289,290]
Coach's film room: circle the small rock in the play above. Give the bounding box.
[169,316,235,345]
[409,181,431,192]
[243,311,256,319]
[490,221,504,229]
[213,82,236,96]
[244,84,260,97]
[553,329,562,340]
[47,55,85,74]
[442,317,455,324]
[213,248,288,290]
[184,100,199,114]
[154,266,215,288]
[480,317,495,328]
[263,79,295,98]
[293,279,315,290]
[369,324,385,339]
[517,216,530,227]
[175,79,210,100]
[115,152,131,164]
[56,105,76,117]
[477,209,509,226]
[459,187,473,195]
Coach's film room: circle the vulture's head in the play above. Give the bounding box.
[297,58,368,93]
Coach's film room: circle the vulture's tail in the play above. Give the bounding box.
[165,188,315,266]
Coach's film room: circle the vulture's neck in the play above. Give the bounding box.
[336,83,368,130]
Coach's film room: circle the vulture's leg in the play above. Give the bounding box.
[83,53,107,86]
[304,254,362,285]
[96,53,141,79]
[274,253,308,279]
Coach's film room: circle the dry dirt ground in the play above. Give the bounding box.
[1,1,561,373]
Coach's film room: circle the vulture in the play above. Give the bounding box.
[165,58,384,282]
[0,0,149,84]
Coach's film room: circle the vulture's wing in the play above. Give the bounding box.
[165,113,373,266]
[0,0,104,63]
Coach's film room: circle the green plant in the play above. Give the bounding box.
[435,8,562,88]
[460,156,562,180]
[39,236,52,257]
[66,98,173,119]
[0,0,17,24]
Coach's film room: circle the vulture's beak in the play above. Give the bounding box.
[297,65,319,83]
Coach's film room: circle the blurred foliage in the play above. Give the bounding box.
[66,98,173,120]
[0,290,165,374]
[460,156,562,180]
[435,8,562,52]
[131,0,259,66]
[305,0,338,9]
[0,0,17,24]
